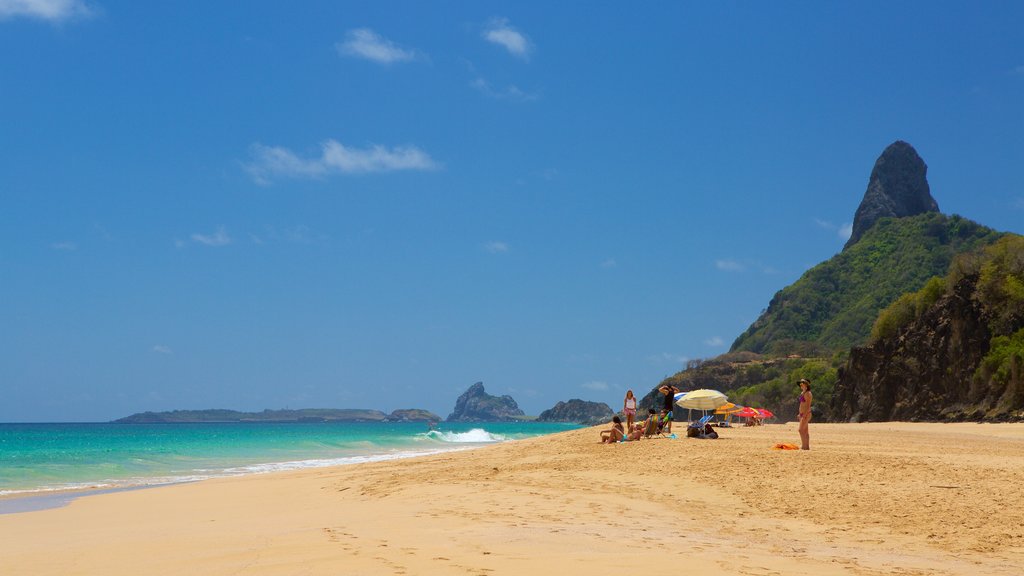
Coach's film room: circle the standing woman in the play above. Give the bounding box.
[623,390,637,431]
[797,378,812,450]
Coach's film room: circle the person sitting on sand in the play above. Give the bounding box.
[625,422,644,441]
[643,409,659,437]
[600,416,625,443]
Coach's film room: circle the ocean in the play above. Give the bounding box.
[0,421,580,499]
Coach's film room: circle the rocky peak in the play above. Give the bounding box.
[537,399,614,425]
[844,141,939,249]
[446,382,525,422]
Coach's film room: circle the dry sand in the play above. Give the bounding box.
[1,422,1023,575]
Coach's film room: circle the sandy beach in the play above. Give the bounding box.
[2,422,1022,575]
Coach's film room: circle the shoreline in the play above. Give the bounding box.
[2,422,1023,575]
[0,421,570,504]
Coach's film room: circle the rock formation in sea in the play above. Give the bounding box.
[386,409,442,422]
[844,140,939,250]
[536,399,614,425]
[446,382,526,422]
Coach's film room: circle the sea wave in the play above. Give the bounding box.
[420,428,507,443]
[0,447,469,498]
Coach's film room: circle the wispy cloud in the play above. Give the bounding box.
[246,140,439,184]
[335,28,420,64]
[250,225,326,245]
[715,259,744,272]
[482,17,531,59]
[704,336,725,347]
[838,223,853,241]
[581,380,609,391]
[51,241,77,250]
[191,226,232,247]
[470,76,538,101]
[814,217,853,241]
[648,352,689,365]
[1011,65,1024,76]
[0,0,93,22]
[600,258,617,269]
[152,345,173,355]
[483,241,509,254]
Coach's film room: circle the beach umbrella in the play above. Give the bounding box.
[734,407,761,418]
[714,402,743,415]
[757,408,775,420]
[675,389,729,411]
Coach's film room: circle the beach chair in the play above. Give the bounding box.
[686,414,715,438]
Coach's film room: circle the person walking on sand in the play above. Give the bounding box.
[797,378,812,450]
[658,383,679,434]
[623,390,637,431]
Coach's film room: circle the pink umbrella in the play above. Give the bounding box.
[734,407,760,418]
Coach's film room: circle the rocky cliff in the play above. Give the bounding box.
[446,382,526,422]
[537,399,613,425]
[833,245,1024,422]
[844,140,939,249]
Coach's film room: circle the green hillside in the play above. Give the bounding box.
[730,213,1003,355]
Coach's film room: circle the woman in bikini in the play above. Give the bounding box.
[797,378,812,450]
[600,416,625,443]
[623,390,637,432]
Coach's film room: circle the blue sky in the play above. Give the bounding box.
[2,1,1022,422]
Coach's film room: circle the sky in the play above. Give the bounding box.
[2,1,1023,422]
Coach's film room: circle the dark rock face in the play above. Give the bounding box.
[537,399,614,425]
[844,141,939,249]
[833,276,998,421]
[446,382,525,422]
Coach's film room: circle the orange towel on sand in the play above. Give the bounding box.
[772,443,800,450]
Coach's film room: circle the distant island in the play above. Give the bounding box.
[115,383,614,426]
[115,408,441,424]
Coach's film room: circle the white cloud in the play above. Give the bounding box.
[600,258,617,268]
[470,76,538,101]
[484,241,509,253]
[0,0,93,22]
[152,345,173,355]
[581,380,609,391]
[251,225,325,246]
[335,28,420,64]
[648,352,688,365]
[704,336,725,347]
[191,226,232,247]
[1012,65,1024,76]
[1012,198,1024,210]
[482,17,531,58]
[246,140,439,184]
[838,223,853,241]
[51,241,77,250]
[815,217,853,241]
[715,259,744,272]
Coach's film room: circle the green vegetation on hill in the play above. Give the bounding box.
[639,352,840,421]
[731,213,1003,355]
[837,234,1024,421]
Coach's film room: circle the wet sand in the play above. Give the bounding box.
[1,422,1022,575]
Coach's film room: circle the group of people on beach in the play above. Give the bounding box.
[600,384,680,443]
[600,379,813,450]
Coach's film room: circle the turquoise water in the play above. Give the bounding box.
[0,422,579,496]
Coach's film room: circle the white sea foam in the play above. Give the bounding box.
[421,428,507,443]
[0,447,471,498]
